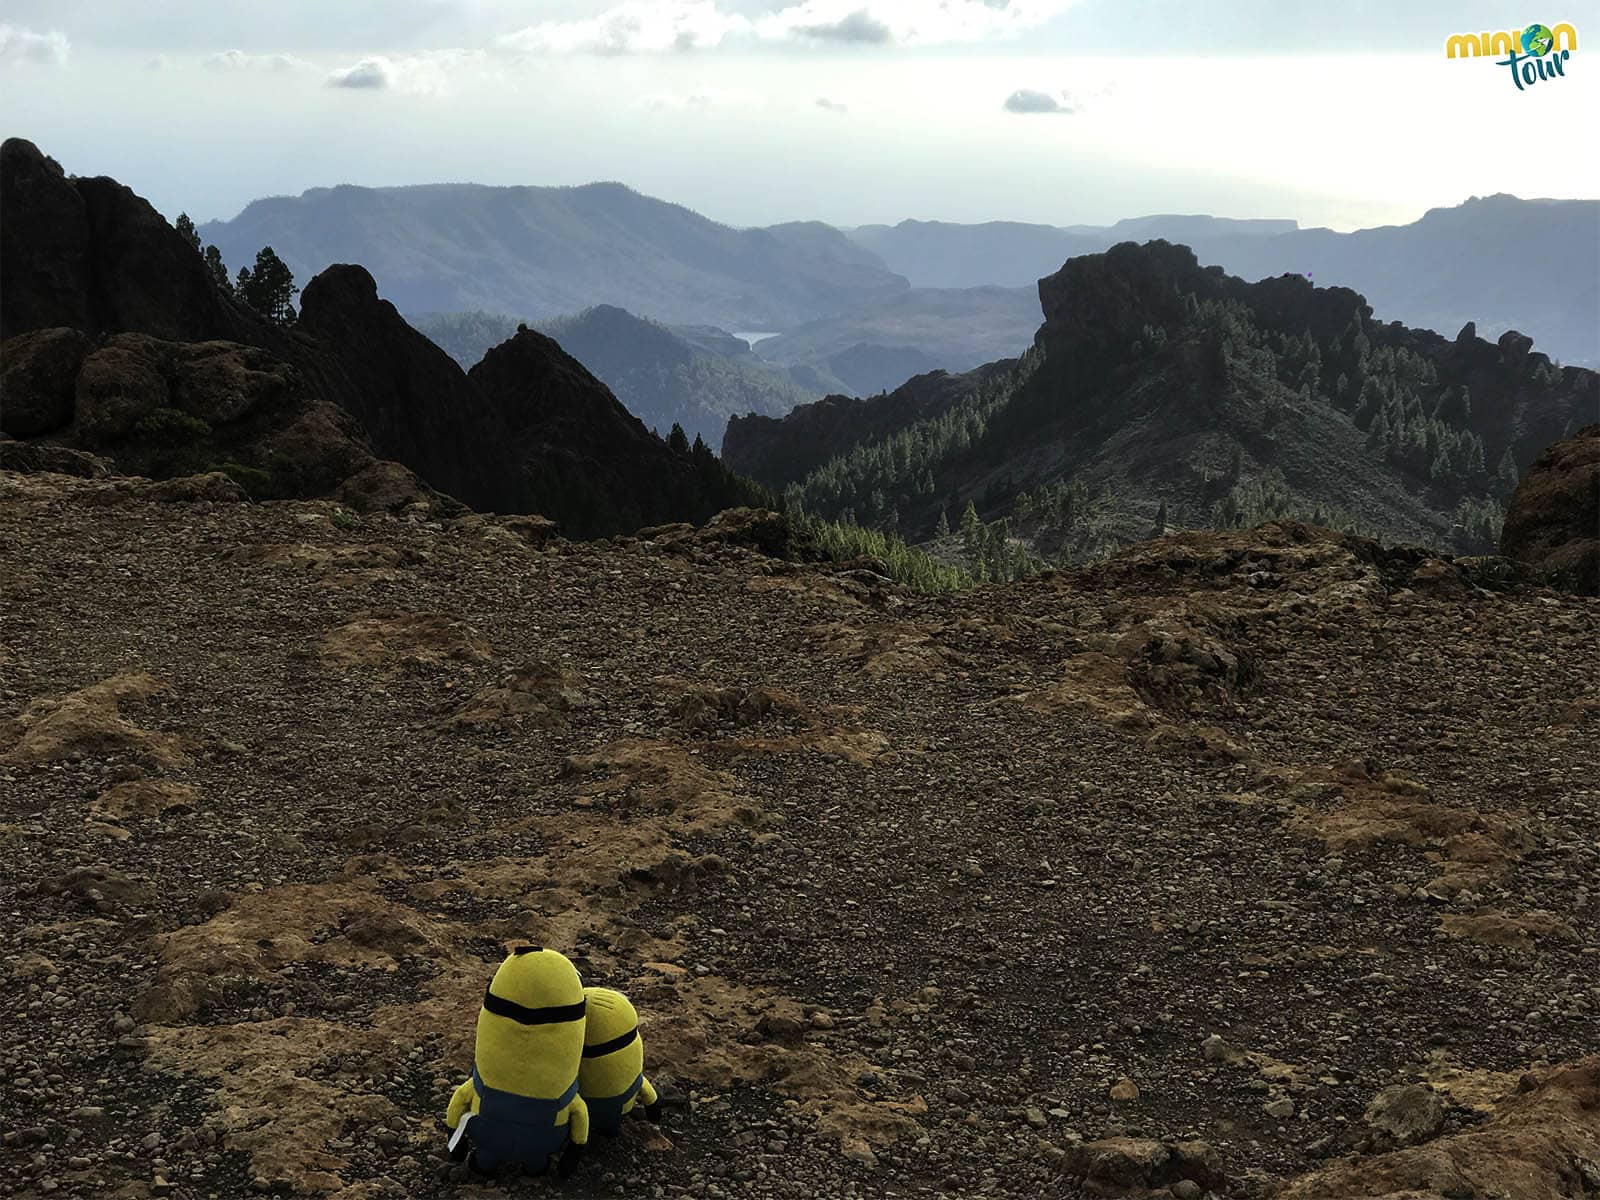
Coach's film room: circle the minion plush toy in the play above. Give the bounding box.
[578,986,662,1136]
[445,947,590,1177]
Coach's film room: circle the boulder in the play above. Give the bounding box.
[1364,1084,1446,1148]
[74,335,173,445]
[1500,424,1599,595]
[1061,1136,1225,1194]
[0,441,115,478]
[0,327,90,435]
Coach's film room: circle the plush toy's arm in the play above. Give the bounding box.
[558,1096,590,1179]
[640,1076,662,1124]
[446,1078,477,1128]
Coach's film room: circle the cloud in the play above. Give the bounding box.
[326,51,478,95]
[145,54,170,71]
[788,9,892,44]
[1003,88,1073,114]
[815,95,849,112]
[204,49,309,72]
[499,1,747,55]
[499,0,1076,54]
[759,0,1076,47]
[0,23,69,66]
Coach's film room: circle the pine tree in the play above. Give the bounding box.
[174,212,201,253]
[237,246,298,324]
[960,501,981,556]
[1152,498,1168,537]
[204,245,232,295]
[934,509,950,538]
[1367,408,1391,449]
[1496,447,1519,493]
[667,424,690,454]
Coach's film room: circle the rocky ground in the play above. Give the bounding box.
[1,470,1596,1200]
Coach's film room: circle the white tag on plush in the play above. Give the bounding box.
[448,1111,474,1155]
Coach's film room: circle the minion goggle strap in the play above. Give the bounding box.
[483,987,587,1025]
[583,1027,640,1058]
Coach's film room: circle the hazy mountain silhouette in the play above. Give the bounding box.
[197,182,907,331]
[848,198,1599,366]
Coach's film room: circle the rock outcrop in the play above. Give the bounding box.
[1,137,768,534]
[1500,424,1599,595]
[1,326,436,510]
[467,327,768,537]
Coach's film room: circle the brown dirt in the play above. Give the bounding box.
[2,482,1597,1200]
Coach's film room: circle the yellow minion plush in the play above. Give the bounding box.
[578,986,661,1136]
[445,947,590,1176]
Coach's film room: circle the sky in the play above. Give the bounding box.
[2,0,1595,232]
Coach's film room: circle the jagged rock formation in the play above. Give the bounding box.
[2,469,1596,1199]
[0,138,768,533]
[1500,424,1600,595]
[764,240,1597,558]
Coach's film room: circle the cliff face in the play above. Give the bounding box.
[293,265,530,514]
[1501,424,1600,594]
[0,138,262,345]
[468,328,769,538]
[0,138,766,534]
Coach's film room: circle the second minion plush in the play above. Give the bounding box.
[578,986,661,1136]
[445,947,590,1176]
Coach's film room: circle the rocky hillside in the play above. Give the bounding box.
[1,466,1596,1200]
[1501,424,1600,594]
[759,241,1596,564]
[725,360,1017,490]
[0,138,767,536]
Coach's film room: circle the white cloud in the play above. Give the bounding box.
[760,1,1077,46]
[204,49,310,72]
[498,0,1076,54]
[145,54,170,71]
[0,23,70,66]
[1003,88,1073,114]
[499,1,748,55]
[326,52,474,95]
[815,95,850,112]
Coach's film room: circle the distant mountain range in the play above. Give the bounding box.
[197,183,906,331]
[749,286,1041,396]
[846,215,1294,288]
[846,198,1599,367]
[196,185,1597,383]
